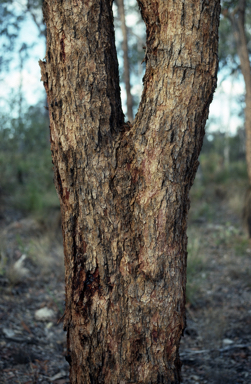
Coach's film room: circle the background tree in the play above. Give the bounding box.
[0,0,24,75]
[221,0,251,234]
[116,0,134,122]
[40,0,220,383]
[0,0,52,209]
[113,0,145,119]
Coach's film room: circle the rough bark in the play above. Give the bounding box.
[39,1,220,383]
[116,0,134,122]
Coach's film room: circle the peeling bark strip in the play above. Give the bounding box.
[40,1,220,383]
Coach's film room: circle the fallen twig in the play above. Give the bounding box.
[180,343,251,357]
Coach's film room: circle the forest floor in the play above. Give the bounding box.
[0,180,251,384]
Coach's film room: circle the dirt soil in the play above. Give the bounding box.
[0,197,250,384]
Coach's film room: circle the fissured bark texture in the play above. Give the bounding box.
[40,1,220,383]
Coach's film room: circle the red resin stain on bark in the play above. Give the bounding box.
[82,240,87,254]
[84,267,100,297]
[60,32,66,62]
[56,169,63,197]
[165,338,175,359]
[73,267,101,315]
[73,267,86,303]
[65,188,70,200]
[131,166,140,184]
[152,330,158,342]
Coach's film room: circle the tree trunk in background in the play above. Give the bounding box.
[227,0,251,235]
[40,1,220,382]
[117,0,134,122]
[229,0,251,181]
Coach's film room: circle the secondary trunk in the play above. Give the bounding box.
[116,0,134,122]
[40,1,220,383]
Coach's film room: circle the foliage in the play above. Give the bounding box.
[0,0,24,73]
[220,0,251,74]
[0,101,58,213]
[198,128,247,184]
[0,0,45,87]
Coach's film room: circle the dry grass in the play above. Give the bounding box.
[186,230,207,305]
[0,215,64,285]
[27,235,64,275]
[201,307,227,349]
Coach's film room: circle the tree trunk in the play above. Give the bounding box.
[116,0,134,122]
[227,0,251,235]
[228,0,251,182]
[39,1,220,383]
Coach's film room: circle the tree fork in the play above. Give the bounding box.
[40,0,220,383]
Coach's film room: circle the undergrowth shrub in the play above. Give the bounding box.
[0,103,58,213]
